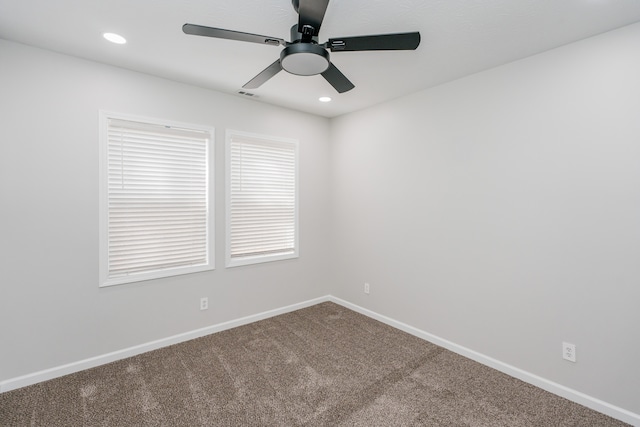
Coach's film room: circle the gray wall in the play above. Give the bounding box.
[329,23,640,414]
[0,39,331,380]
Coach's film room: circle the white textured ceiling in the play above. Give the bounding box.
[1,0,640,117]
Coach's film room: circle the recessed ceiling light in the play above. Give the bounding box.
[103,33,127,44]
[319,96,332,103]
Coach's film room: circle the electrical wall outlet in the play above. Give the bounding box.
[562,342,576,362]
[364,283,370,294]
[200,297,209,311]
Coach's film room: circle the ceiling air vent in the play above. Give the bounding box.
[237,90,259,98]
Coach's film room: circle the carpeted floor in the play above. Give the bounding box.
[0,302,630,426]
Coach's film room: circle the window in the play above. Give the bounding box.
[226,130,298,267]
[99,112,214,287]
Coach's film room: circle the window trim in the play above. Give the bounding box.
[225,129,299,268]
[99,111,215,287]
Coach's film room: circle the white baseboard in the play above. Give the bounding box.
[328,296,640,427]
[1,294,638,426]
[0,295,330,394]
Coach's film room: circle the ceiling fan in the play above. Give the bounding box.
[183,0,421,93]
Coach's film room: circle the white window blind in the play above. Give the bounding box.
[227,131,298,267]
[100,113,213,286]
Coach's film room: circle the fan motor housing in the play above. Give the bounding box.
[280,43,330,76]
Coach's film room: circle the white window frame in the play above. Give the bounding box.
[99,111,214,287]
[225,130,299,268]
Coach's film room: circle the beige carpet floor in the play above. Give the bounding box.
[0,301,630,426]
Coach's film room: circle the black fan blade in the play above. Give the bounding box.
[243,60,283,89]
[297,0,330,36]
[183,24,285,47]
[321,63,355,93]
[327,32,420,52]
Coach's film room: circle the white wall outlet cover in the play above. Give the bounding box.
[562,342,576,362]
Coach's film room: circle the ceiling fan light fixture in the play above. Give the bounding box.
[183,0,420,93]
[280,43,330,76]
